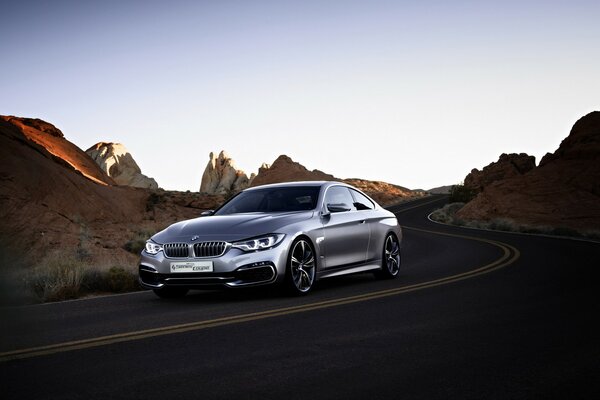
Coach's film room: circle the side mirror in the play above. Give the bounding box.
[201,210,214,216]
[327,203,351,213]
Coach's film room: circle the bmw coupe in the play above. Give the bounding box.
[139,181,402,297]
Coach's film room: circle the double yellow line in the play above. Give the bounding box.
[0,226,519,363]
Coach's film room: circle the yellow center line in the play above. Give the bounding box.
[0,226,520,363]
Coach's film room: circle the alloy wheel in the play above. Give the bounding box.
[384,235,400,276]
[290,239,316,293]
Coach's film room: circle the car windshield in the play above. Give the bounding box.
[214,186,321,215]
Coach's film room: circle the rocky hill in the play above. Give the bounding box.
[0,116,222,270]
[86,142,159,189]
[1,116,115,186]
[343,178,423,206]
[250,155,335,187]
[457,111,600,231]
[249,154,423,206]
[464,153,536,192]
[427,185,453,194]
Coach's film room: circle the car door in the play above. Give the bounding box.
[349,188,378,262]
[320,186,370,270]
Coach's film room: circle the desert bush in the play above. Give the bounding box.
[29,255,86,302]
[104,266,139,292]
[489,218,519,232]
[449,184,477,203]
[430,202,465,224]
[27,254,140,302]
[146,192,164,212]
[124,229,155,254]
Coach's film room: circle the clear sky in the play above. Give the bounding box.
[1,0,599,191]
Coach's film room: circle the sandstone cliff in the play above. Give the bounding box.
[86,142,159,189]
[200,151,253,194]
[457,111,600,231]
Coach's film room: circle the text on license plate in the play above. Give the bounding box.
[170,261,213,273]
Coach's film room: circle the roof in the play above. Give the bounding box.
[244,180,347,191]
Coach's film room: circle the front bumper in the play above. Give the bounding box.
[138,243,289,290]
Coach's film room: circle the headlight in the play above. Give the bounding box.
[145,241,163,255]
[232,234,285,252]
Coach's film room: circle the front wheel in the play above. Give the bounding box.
[153,287,189,299]
[284,238,316,295]
[375,233,401,279]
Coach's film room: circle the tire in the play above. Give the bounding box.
[375,233,401,279]
[284,237,317,295]
[153,287,189,299]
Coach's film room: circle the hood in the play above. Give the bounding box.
[152,211,314,243]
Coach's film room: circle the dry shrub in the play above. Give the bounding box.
[29,255,85,302]
[27,254,140,302]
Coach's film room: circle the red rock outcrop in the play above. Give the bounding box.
[249,154,423,206]
[464,153,536,192]
[343,179,423,206]
[0,116,222,267]
[457,111,600,231]
[1,116,115,186]
[250,155,335,187]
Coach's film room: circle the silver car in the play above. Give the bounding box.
[139,181,402,298]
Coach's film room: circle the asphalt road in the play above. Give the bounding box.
[1,196,599,399]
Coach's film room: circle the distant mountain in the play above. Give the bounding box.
[427,185,453,195]
[250,154,423,206]
[250,154,335,186]
[457,111,600,231]
[199,152,423,206]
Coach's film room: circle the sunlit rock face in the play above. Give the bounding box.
[200,150,252,195]
[86,142,159,189]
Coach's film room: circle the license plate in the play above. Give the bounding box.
[170,261,213,273]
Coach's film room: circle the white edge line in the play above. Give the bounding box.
[426,211,600,244]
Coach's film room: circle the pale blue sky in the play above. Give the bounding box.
[1,0,598,190]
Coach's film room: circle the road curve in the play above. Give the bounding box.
[1,195,599,399]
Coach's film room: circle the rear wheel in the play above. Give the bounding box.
[375,233,400,279]
[284,238,316,295]
[152,287,189,299]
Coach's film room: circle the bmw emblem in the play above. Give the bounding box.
[191,235,200,241]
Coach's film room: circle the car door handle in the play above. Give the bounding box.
[359,220,366,224]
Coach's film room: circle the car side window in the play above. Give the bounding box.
[324,186,356,212]
[350,189,374,210]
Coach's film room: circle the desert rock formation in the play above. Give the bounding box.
[249,154,423,206]
[250,155,335,187]
[1,116,115,186]
[86,142,159,189]
[457,111,600,231]
[464,153,536,192]
[0,116,222,271]
[200,151,253,195]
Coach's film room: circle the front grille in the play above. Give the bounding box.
[193,241,227,258]
[163,243,190,258]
